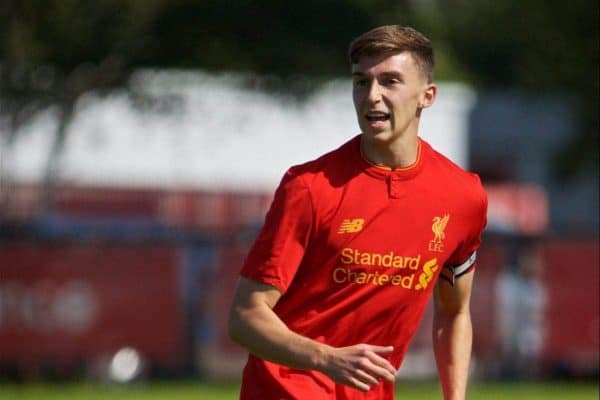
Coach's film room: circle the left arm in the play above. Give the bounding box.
[433,269,474,400]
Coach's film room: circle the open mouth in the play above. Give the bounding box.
[365,112,390,122]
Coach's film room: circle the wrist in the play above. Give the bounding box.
[310,342,334,372]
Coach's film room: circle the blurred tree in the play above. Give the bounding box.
[0,0,164,213]
[411,0,599,179]
[0,0,596,214]
[0,0,383,215]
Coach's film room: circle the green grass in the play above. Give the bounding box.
[0,381,597,400]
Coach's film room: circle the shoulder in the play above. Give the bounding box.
[426,141,486,202]
[286,135,359,185]
[423,141,487,220]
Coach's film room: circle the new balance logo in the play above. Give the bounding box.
[338,218,365,234]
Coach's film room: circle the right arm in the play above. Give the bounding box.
[228,277,397,392]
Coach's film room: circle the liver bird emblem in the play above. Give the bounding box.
[431,214,450,243]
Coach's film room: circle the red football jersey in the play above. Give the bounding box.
[239,135,487,399]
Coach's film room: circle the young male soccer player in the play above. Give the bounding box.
[228,25,487,400]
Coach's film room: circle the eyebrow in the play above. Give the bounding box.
[351,71,403,79]
[379,71,403,79]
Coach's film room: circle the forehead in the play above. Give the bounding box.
[351,52,419,77]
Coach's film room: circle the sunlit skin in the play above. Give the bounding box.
[352,52,437,169]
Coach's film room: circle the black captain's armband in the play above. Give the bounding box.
[440,252,477,286]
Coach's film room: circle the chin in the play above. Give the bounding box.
[364,129,394,143]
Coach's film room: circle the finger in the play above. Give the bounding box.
[367,352,395,372]
[365,345,395,369]
[355,368,379,386]
[348,376,370,392]
[367,345,394,355]
[361,359,396,382]
[364,351,396,381]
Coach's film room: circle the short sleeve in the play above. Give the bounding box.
[443,179,488,282]
[240,168,313,293]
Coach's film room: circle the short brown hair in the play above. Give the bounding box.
[348,25,435,82]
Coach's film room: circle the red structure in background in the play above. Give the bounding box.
[0,243,185,378]
[0,183,598,380]
[543,240,599,374]
[2,183,273,232]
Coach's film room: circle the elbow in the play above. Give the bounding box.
[434,294,470,319]
[434,303,471,324]
[227,308,240,344]
[227,306,245,346]
[440,309,471,322]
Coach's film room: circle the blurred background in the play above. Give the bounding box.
[0,0,598,397]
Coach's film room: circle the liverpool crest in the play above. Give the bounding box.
[429,213,450,252]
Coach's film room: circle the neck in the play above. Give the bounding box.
[360,133,420,169]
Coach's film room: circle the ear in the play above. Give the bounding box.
[419,83,437,109]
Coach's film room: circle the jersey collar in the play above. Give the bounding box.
[354,135,427,181]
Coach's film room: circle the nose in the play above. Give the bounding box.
[366,81,382,103]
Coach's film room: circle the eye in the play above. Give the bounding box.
[384,78,401,86]
[353,78,368,88]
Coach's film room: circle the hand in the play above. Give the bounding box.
[319,344,396,392]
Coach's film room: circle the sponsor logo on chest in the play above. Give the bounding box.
[331,213,452,290]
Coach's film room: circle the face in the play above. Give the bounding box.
[352,52,436,145]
